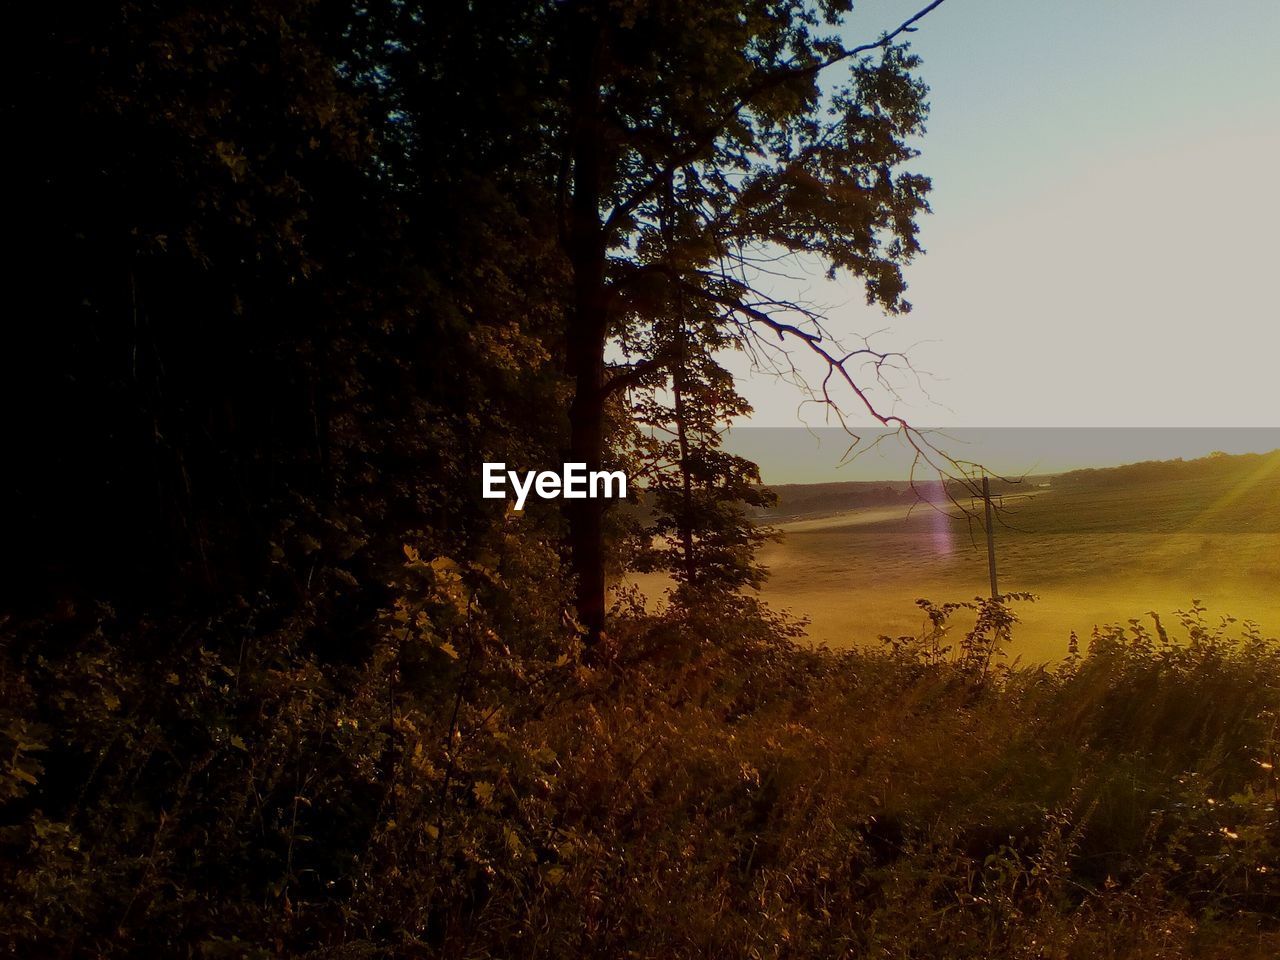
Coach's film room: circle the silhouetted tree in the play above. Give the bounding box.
[549,0,939,638]
[630,340,777,593]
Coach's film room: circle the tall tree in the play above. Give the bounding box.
[552,0,943,639]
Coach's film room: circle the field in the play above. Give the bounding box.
[628,451,1280,662]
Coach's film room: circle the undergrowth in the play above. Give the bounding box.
[4,572,1279,958]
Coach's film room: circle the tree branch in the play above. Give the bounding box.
[602,343,682,397]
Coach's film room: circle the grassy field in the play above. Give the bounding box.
[629,451,1280,662]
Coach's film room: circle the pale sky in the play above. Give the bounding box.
[732,0,1280,433]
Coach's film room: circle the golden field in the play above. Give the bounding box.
[629,451,1280,662]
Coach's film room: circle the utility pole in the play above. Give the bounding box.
[982,475,999,599]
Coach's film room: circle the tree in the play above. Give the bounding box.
[627,171,776,592]
[551,0,944,640]
[630,340,778,593]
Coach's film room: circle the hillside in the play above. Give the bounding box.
[623,449,1280,661]
[756,449,1280,527]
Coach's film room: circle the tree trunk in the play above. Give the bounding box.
[671,336,697,585]
[565,10,608,643]
[567,364,606,641]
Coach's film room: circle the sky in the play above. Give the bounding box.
[730,0,1280,453]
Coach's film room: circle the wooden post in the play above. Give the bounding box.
[982,476,999,599]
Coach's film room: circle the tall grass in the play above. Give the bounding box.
[485,596,1280,958]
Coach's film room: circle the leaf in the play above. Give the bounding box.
[504,826,526,859]
[532,746,557,765]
